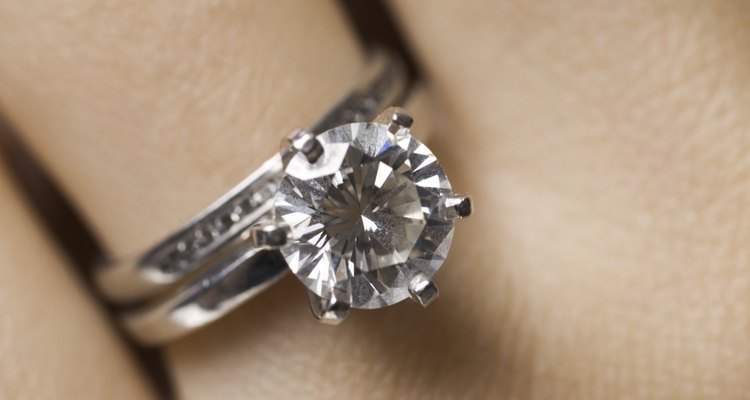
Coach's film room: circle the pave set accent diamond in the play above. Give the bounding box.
[149,174,279,275]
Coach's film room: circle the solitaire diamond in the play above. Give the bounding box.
[274,120,455,309]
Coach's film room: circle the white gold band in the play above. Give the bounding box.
[96,51,409,303]
[120,89,437,345]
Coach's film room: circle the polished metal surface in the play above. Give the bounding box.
[123,242,288,345]
[408,272,439,308]
[443,194,474,220]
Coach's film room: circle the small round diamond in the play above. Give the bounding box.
[274,122,454,308]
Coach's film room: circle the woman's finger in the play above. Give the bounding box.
[390,0,750,397]
[0,1,399,399]
[0,1,363,256]
[0,159,154,399]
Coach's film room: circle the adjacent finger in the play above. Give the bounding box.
[0,157,155,399]
[390,0,750,397]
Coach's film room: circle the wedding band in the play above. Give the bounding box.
[96,51,407,303]
[97,51,474,345]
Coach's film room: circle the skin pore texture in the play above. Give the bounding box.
[0,0,749,399]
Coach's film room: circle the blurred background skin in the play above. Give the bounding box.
[0,161,155,399]
[1,1,749,399]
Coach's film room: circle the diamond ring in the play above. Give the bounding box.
[98,52,473,345]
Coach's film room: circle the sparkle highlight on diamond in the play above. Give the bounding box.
[275,122,455,309]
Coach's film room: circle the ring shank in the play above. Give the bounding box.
[96,51,408,303]
[122,86,434,345]
[99,50,436,345]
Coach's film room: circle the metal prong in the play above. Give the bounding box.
[249,223,289,249]
[308,289,350,325]
[374,106,413,134]
[287,129,323,163]
[409,273,439,308]
[443,194,474,220]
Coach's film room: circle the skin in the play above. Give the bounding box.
[0,0,749,398]
[0,161,154,399]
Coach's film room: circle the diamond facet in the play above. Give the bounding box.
[274,122,454,309]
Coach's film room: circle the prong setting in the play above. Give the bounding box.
[442,194,474,220]
[277,114,468,311]
[308,289,351,325]
[287,129,323,163]
[409,273,439,307]
[249,223,289,249]
[374,106,413,135]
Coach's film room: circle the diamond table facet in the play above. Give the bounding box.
[275,122,455,309]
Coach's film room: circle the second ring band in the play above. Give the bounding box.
[120,88,438,345]
[96,51,409,303]
[98,50,472,346]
